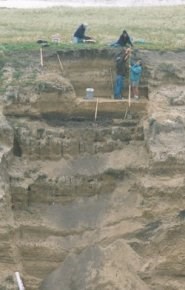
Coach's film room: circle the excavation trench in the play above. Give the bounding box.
[1,48,185,290]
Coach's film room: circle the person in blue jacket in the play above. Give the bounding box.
[130,60,142,99]
[73,23,96,43]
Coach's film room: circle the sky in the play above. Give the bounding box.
[0,0,185,8]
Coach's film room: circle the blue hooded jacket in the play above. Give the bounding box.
[130,64,142,82]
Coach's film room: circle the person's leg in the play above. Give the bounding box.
[73,37,78,43]
[110,41,120,47]
[131,81,139,99]
[84,36,92,40]
[132,86,136,97]
[122,76,125,97]
[133,85,139,99]
[135,85,139,97]
[114,75,123,99]
[73,37,83,43]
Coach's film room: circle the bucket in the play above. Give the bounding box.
[85,88,94,99]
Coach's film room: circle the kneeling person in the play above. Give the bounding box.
[73,23,96,43]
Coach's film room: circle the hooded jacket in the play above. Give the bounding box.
[130,64,142,82]
[115,54,128,76]
[117,32,133,47]
[74,24,86,39]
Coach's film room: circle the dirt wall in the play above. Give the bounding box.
[0,48,185,290]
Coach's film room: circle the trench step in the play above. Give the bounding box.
[112,118,139,126]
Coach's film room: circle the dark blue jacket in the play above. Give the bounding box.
[74,24,86,38]
[117,33,133,47]
[115,55,127,76]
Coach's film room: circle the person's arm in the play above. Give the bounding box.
[117,34,123,45]
[124,48,131,61]
[131,65,142,74]
[74,25,85,38]
[127,35,133,47]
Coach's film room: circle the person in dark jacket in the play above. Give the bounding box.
[73,23,96,43]
[110,30,133,48]
[114,48,131,99]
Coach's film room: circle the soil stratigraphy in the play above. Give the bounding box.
[0,48,185,290]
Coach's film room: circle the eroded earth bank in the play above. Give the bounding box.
[1,48,185,290]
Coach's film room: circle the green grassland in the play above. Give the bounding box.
[0,5,185,51]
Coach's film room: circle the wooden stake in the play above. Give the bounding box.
[15,272,25,290]
[57,53,64,72]
[94,98,99,121]
[128,54,131,107]
[109,68,114,98]
[40,47,43,67]
[124,106,128,120]
[124,50,132,119]
[128,83,131,107]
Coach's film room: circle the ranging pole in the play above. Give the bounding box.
[109,67,114,98]
[128,52,131,107]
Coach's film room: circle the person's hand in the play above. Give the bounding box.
[126,47,131,54]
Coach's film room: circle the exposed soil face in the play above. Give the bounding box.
[1,48,185,290]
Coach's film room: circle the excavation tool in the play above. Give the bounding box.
[36,39,49,67]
